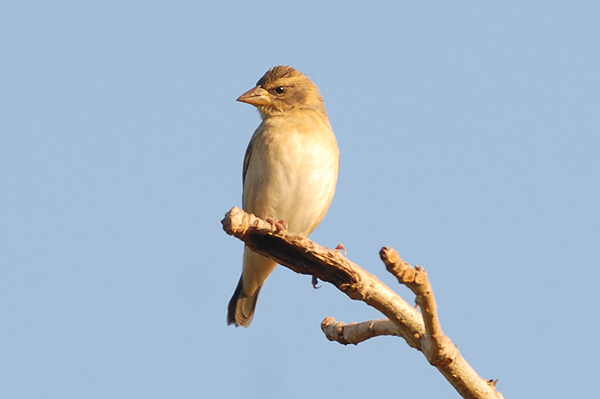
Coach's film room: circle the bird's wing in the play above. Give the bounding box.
[242,137,253,190]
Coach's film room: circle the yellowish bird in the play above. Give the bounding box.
[227,66,340,327]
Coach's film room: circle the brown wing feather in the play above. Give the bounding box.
[242,138,253,189]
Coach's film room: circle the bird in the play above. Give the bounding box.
[227,66,340,327]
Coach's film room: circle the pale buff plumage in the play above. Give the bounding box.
[227,66,339,327]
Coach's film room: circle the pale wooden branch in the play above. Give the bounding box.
[222,207,504,399]
[222,206,424,348]
[321,317,402,344]
[380,247,502,397]
[381,247,450,366]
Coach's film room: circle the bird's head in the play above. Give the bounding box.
[237,66,326,118]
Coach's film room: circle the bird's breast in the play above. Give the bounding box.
[243,113,339,236]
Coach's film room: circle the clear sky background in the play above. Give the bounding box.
[1,2,599,398]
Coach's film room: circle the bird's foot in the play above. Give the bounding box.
[311,275,321,289]
[266,218,288,233]
[335,243,347,256]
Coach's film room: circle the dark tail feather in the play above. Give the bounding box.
[227,276,261,327]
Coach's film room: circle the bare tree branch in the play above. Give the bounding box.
[222,207,504,399]
[321,317,402,344]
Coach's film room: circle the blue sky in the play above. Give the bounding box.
[1,2,599,398]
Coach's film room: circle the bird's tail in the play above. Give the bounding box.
[227,276,262,327]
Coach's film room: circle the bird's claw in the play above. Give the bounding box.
[312,275,321,289]
[266,218,288,233]
[335,243,347,256]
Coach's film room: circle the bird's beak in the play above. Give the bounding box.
[237,86,272,106]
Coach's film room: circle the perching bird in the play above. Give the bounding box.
[227,66,340,327]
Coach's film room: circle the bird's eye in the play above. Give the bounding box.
[274,86,285,94]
